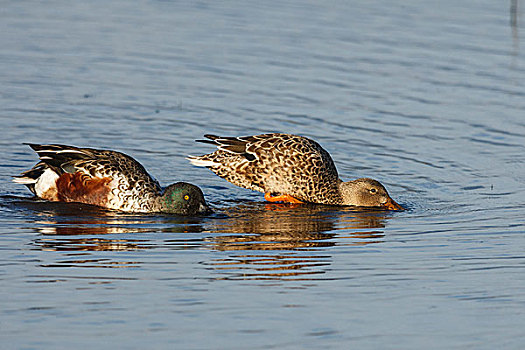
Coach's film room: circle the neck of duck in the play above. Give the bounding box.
[337,180,362,206]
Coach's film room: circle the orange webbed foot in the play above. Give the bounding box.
[264,192,304,204]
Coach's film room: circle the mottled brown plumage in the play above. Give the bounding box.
[188,133,403,210]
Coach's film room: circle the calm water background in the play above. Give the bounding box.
[1,1,525,349]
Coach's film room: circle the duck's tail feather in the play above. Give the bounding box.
[12,162,48,194]
[186,156,220,167]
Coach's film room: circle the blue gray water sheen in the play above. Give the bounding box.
[1,1,525,349]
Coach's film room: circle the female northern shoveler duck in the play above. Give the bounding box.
[14,144,210,215]
[188,133,403,210]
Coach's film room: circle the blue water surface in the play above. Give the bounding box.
[1,1,524,349]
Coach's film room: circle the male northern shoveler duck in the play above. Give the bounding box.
[14,144,210,215]
[187,133,403,210]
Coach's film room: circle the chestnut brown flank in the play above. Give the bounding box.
[56,172,112,206]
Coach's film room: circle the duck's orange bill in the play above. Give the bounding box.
[264,193,304,204]
[383,197,404,211]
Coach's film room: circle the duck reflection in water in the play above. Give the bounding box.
[15,199,206,268]
[14,197,393,277]
[203,202,388,280]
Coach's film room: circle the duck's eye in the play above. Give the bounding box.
[369,188,377,194]
[184,195,190,200]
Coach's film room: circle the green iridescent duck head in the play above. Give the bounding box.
[161,182,211,215]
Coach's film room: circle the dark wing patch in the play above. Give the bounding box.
[25,143,95,174]
[244,153,256,161]
[201,135,249,154]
